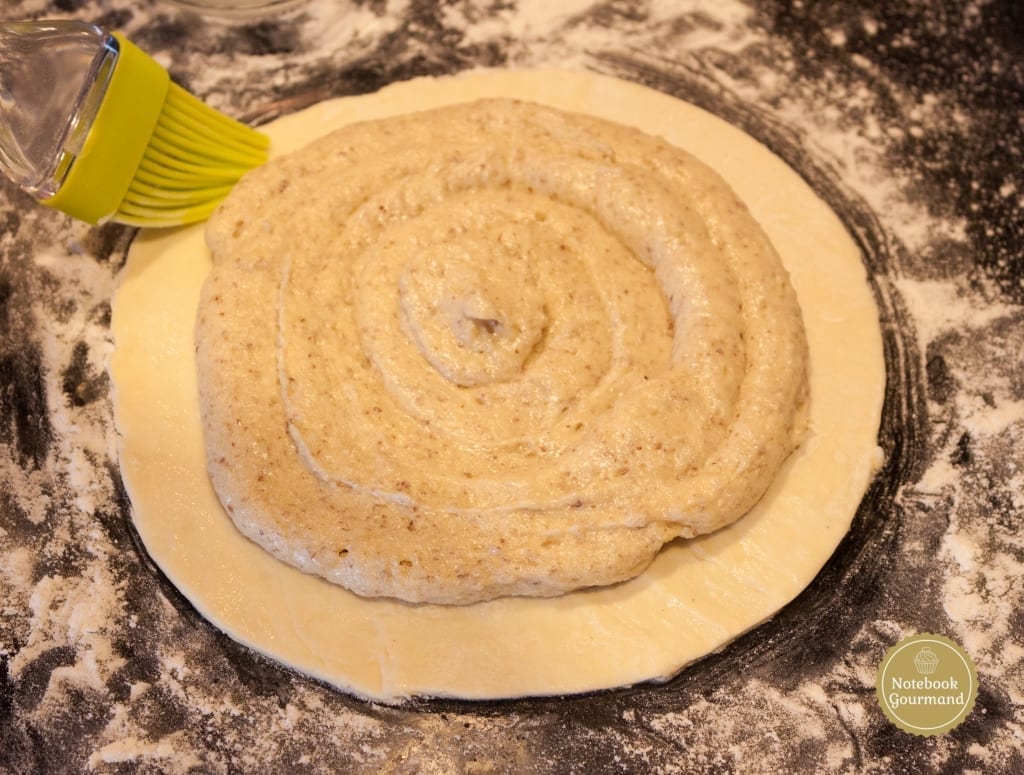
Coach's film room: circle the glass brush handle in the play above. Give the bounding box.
[0,20,118,200]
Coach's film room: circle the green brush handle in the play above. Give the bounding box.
[44,32,170,224]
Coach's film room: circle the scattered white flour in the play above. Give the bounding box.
[12,565,126,698]
[88,731,202,771]
[1,0,1021,772]
[895,274,1024,766]
[894,276,1018,348]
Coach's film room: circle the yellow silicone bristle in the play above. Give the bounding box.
[115,81,269,227]
[42,32,269,228]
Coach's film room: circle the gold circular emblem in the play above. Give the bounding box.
[876,633,978,736]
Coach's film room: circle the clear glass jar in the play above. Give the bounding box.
[162,0,310,17]
[0,20,118,199]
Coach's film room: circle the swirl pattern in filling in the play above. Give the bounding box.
[197,99,809,604]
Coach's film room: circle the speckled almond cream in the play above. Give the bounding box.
[196,98,809,605]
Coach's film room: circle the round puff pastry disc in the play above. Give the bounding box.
[110,69,884,702]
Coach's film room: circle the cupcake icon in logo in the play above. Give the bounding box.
[913,646,940,675]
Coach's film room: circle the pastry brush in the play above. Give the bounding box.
[0,20,269,227]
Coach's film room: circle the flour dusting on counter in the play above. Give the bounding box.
[1,0,1022,772]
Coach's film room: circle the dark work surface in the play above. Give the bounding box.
[1,1,1021,773]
